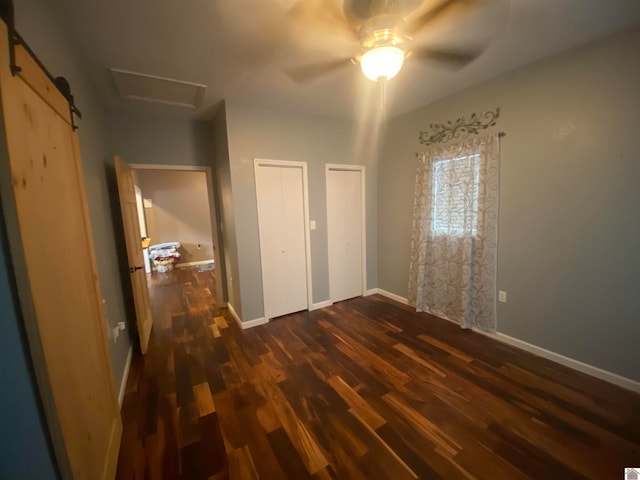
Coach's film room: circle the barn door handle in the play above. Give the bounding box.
[129,265,144,273]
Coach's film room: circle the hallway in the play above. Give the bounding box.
[117,267,225,479]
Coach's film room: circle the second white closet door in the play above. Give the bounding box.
[327,169,363,303]
[256,164,308,320]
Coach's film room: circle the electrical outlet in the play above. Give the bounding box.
[498,290,507,303]
[117,321,126,331]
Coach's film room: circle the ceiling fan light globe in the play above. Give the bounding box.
[360,46,405,81]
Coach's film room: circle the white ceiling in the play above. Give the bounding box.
[58,0,640,120]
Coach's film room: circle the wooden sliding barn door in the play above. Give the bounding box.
[0,22,121,479]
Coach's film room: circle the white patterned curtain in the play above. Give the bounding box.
[408,134,500,332]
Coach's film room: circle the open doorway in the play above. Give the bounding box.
[131,164,223,308]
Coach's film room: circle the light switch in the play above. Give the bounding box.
[310,220,317,230]
[498,291,507,303]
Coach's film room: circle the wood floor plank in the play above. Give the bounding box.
[227,445,258,480]
[180,441,207,480]
[327,375,386,429]
[393,342,448,378]
[177,402,200,448]
[349,409,417,479]
[213,315,228,329]
[209,323,221,338]
[211,390,244,453]
[374,423,443,479]
[199,413,227,477]
[258,375,330,474]
[193,382,216,417]
[418,333,474,363]
[267,427,313,479]
[255,351,288,384]
[382,391,462,457]
[234,407,288,479]
[115,268,640,480]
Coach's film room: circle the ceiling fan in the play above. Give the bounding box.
[284,0,504,84]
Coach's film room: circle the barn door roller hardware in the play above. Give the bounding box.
[0,0,82,130]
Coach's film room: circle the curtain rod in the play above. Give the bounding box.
[415,129,506,157]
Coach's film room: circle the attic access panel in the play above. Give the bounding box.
[110,68,206,108]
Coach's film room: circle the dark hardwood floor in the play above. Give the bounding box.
[115,267,640,479]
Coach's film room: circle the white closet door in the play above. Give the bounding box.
[256,162,309,320]
[327,170,348,301]
[344,170,363,297]
[327,167,364,303]
[281,167,308,315]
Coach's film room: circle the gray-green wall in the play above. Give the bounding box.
[213,105,240,313]
[223,103,379,322]
[378,26,640,381]
[107,113,213,167]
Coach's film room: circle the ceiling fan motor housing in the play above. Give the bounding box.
[359,14,409,50]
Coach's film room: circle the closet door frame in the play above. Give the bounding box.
[325,164,367,301]
[254,158,313,320]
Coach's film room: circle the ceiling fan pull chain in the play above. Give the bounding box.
[379,76,387,120]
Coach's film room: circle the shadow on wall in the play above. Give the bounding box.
[0,204,59,478]
[104,159,138,349]
[178,244,192,264]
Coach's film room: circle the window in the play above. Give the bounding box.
[432,153,480,236]
[409,134,500,331]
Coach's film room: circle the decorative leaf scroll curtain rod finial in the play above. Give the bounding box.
[418,108,504,147]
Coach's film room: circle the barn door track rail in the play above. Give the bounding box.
[0,0,82,130]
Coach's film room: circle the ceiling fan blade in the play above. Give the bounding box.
[411,46,484,68]
[285,57,354,84]
[287,0,359,41]
[407,0,473,35]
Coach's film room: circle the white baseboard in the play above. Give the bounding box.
[368,288,409,305]
[118,347,133,408]
[226,302,242,327]
[310,300,332,311]
[241,317,269,329]
[373,294,640,393]
[226,302,268,329]
[175,259,215,268]
[476,330,640,394]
